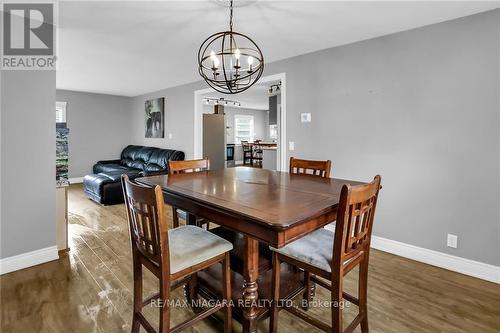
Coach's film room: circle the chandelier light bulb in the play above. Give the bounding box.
[234,49,241,59]
[247,56,254,65]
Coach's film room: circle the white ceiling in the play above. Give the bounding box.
[57,1,499,96]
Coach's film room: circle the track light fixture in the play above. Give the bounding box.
[203,97,241,107]
[269,82,282,94]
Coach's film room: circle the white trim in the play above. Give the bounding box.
[69,177,84,184]
[194,72,287,171]
[0,246,59,275]
[371,236,500,284]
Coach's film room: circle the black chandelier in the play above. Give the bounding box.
[198,0,264,94]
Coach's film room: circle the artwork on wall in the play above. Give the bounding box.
[145,97,165,138]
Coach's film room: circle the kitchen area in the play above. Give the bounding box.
[202,80,281,170]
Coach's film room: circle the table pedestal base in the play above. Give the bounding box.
[195,261,306,327]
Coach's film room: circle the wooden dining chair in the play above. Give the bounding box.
[269,175,382,333]
[289,156,332,307]
[121,174,233,333]
[241,141,253,166]
[289,157,332,178]
[168,159,210,229]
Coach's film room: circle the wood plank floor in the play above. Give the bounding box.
[1,184,499,332]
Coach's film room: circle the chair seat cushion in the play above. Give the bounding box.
[169,225,233,274]
[271,228,335,273]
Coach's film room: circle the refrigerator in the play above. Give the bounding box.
[203,113,226,170]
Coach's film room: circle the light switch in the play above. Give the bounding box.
[289,141,295,151]
[301,113,311,123]
[168,133,173,139]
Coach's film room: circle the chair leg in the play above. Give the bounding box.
[331,278,343,333]
[159,276,171,333]
[269,252,281,333]
[131,253,142,333]
[302,271,315,311]
[185,273,198,308]
[359,258,369,333]
[172,207,179,228]
[222,252,232,333]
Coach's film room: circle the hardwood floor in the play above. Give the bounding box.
[1,184,499,333]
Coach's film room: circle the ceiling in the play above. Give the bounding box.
[57,1,499,97]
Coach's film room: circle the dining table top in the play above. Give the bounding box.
[136,167,364,231]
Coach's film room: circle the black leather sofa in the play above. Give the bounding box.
[84,145,184,205]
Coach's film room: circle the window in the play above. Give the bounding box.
[234,114,254,143]
[56,101,67,124]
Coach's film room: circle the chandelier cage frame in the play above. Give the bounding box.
[197,0,264,94]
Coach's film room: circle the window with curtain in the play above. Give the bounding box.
[234,114,254,143]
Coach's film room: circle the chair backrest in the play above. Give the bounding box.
[168,158,210,175]
[289,157,332,178]
[333,175,381,275]
[241,141,252,153]
[121,174,169,273]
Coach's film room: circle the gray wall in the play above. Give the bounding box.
[273,9,500,265]
[1,71,56,258]
[129,10,500,265]
[130,81,204,158]
[56,90,132,178]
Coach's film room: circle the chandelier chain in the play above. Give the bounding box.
[229,0,233,31]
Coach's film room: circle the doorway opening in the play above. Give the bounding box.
[194,73,286,171]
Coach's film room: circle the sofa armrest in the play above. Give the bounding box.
[95,159,122,165]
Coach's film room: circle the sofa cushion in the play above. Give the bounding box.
[93,163,130,174]
[144,149,185,174]
[104,169,141,182]
[121,145,156,171]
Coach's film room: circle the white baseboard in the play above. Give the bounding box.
[0,246,59,275]
[69,177,84,184]
[371,236,500,284]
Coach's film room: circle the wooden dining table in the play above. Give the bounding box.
[136,167,363,333]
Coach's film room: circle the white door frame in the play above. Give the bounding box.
[193,72,287,171]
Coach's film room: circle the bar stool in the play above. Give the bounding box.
[241,141,253,166]
[121,174,233,333]
[289,156,332,177]
[252,140,263,167]
[269,175,381,333]
[289,156,332,307]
